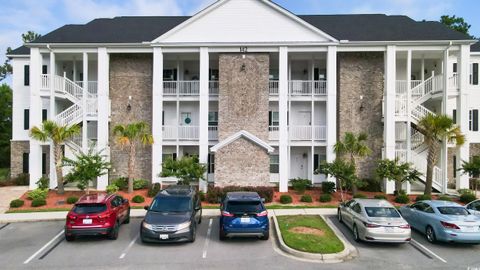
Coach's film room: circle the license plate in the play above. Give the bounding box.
[384,227,394,233]
[82,219,92,225]
[159,234,169,240]
[463,226,477,232]
[240,217,251,223]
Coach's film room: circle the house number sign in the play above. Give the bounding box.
[240,47,248,53]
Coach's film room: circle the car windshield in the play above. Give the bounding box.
[365,207,401,218]
[73,203,107,214]
[149,196,192,212]
[226,200,264,213]
[437,207,469,216]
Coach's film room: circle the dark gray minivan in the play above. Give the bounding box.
[140,185,202,243]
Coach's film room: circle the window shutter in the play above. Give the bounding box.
[268,111,272,126]
[314,154,319,171]
[24,65,30,86]
[453,109,456,124]
[453,63,457,73]
[24,109,29,130]
[22,153,29,174]
[474,109,479,131]
[474,63,479,85]
[42,109,47,122]
[42,65,48,75]
[42,153,47,175]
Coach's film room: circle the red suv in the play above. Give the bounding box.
[65,193,130,241]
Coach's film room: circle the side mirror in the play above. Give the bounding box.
[195,206,201,211]
[261,198,265,203]
[144,205,149,211]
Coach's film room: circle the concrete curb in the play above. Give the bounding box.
[272,214,358,263]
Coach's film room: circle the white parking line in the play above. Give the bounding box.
[202,218,213,259]
[119,234,140,259]
[24,230,64,264]
[410,239,447,263]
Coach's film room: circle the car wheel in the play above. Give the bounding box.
[123,209,131,224]
[198,210,202,224]
[338,210,343,223]
[65,234,75,242]
[189,224,196,243]
[219,228,227,241]
[108,221,120,240]
[353,224,360,242]
[260,230,269,241]
[426,226,436,243]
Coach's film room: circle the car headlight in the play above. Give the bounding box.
[142,222,153,230]
[176,221,191,231]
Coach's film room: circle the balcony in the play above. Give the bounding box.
[162,126,199,140]
[209,81,219,96]
[268,125,327,141]
[208,126,218,140]
[268,80,327,96]
[162,81,220,96]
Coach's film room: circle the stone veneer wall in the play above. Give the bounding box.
[448,144,480,185]
[337,52,385,180]
[10,141,29,178]
[215,54,270,187]
[109,54,153,181]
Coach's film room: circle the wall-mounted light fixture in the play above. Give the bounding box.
[126,96,132,111]
[240,63,246,72]
[303,69,308,75]
[359,95,364,112]
[184,69,189,75]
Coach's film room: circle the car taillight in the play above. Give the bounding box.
[67,214,77,220]
[363,222,381,228]
[440,221,460,230]
[399,224,411,229]
[222,211,234,217]
[257,210,268,217]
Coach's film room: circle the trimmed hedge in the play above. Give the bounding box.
[132,195,145,203]
[27,188,48,200]
[437,195,452,201]
[66,196,79,204]
[133,179,149,190]
[353,193,368,199]
[148,183,161,197]
[319,194,332,202]
[13,173,29,186]
[280,195,293,204]
[113,177,128,190]
[321,182,336,194]
[10,199,24,208]
[205,186,274,204]
[374,194,388,200]
[460,192,476,204]
[289,178,311,194]
[106,184,119,194]
[415,194,432,202]
[300,194,313,203]
[395,194,410,204]
[31,199,47,207]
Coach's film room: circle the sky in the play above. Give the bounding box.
[1,0,479,85]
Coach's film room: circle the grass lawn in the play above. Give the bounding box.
[277,215,344,254]
[0,168,9,182]
[6,208,71,213]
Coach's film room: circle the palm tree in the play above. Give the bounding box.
[376,158,422,194]
[30,120,81,194]
[113,121,154,193]
[334,132,372,195]
[416,114,465,195]
[459,156,480,198]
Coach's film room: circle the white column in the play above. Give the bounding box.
[441,49,449,193]
[152,47,164,184]
[199,47,209,192]
[82,52,89,153]
[406,50,412,194]
[97,48,109,190]
[384,45,397,194]
[457,44,470,189]
[279,47,289,192]
[73,58,77,82]
[48,51,57,189]
[326,46,337,182]
[29,48,42,190]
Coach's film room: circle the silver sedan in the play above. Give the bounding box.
[338,199,411,243]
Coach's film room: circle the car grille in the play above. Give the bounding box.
[151,225,177,232]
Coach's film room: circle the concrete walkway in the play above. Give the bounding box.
[0,186,28,214]
[0,208,338,223]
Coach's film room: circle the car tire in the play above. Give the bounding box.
[198,210,202,224]
[123,208,130,224]
[65,234,75,242]
[189,224,196,243]
[425,226,436,243]
[338,210,343,223]
[353,224,360,242]
[219,228,227,241]
[260,230,269,241]
[108,221,120,240]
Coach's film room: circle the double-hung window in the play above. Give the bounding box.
[269,111,279,127]
[270,155,279,173]
[208,112,218,126]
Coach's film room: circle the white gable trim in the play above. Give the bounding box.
[210,130,275,153]
[152,0,338,44]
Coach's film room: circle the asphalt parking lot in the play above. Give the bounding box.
[1,215,480,270]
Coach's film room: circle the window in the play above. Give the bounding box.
[207,153,215,174]
[162,153,177,162]
[42,109,47,122]
[270,155,279,173]
[163,69,177,81]
[269,69,279,80]
[73,204,107,214]
[209,69,219,80]
[474,63,479,85]
[470,109,478,131]
[453,109,456,124]
[42,153,47,175]
[22,153,29,173]
[314,154,326,171]
[467,201,480,211]
[269,111,279,126]
[208,112,218,126]
[352,203,362,214]
[365,207,400,218]
[24,109,29,130]
[42,65,48,75]
[162,111,164,126]
[24,65,30,86]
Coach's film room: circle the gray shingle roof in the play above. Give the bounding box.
[472,42,480,52]
[8,14,474,55]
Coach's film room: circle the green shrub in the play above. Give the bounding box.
[198,191,206,202]
[460,192,476,204]
[300,194,313,203]
[359,178,382,192]
[132,195,145,203]
[147,183,161,197]
[205,186,274,204]
[415,194,432,202]
[31,198,47,207]
[133,179,149,190]
[66,196,79,204]
[280,195,292,204]
[113,177,128,190]
[27,188,48,200]
[394,194,410,204]
[289,178,311,194]
[13,173,29,186]
[353,193,368,199]
[319,194,332,202]
[394,189,407,196]
[10,199,24,208]
[458,189,473,196]
[106,184,119,194]
[374,194,388,200]
[437,195,452,201]
[36,176,49,189]
[321,182,336,194]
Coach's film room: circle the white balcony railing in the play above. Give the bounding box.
[289,80,327,96]
[449,73,458,90]
[289,125,326,141]
[269,126,279,140]
[75,81,98,95]
[269,81,279,95]
[163,81,200,96]
[162,126,199,140]
[209,81,219,95]
[208,126,218,140]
